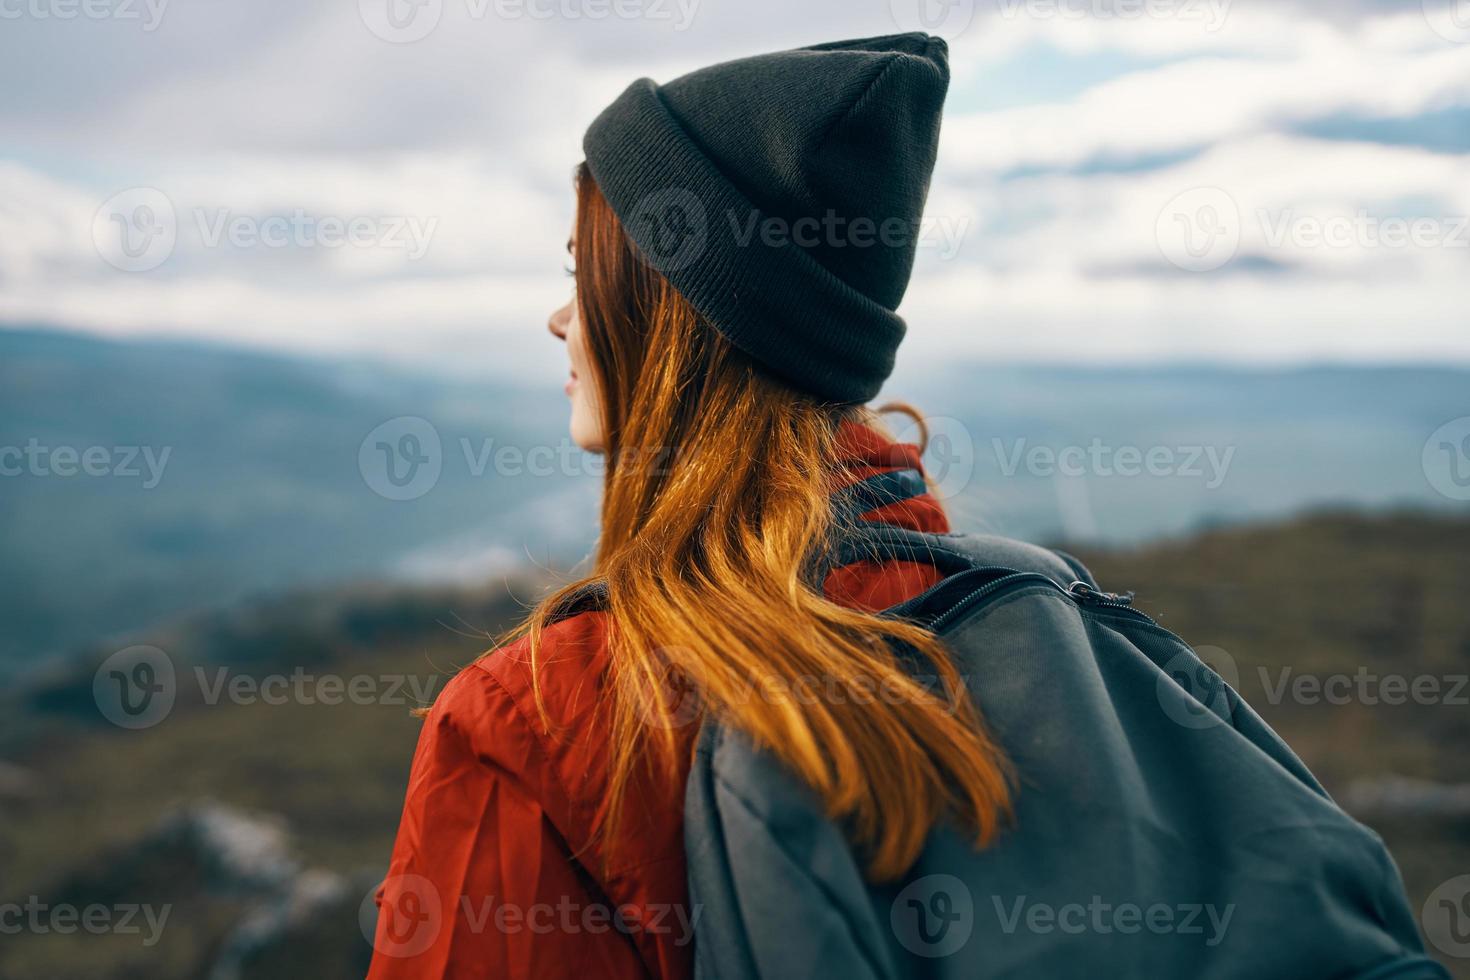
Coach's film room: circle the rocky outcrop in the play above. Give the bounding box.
[4,799,378,980]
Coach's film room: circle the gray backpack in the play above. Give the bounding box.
[683,522,1446,979]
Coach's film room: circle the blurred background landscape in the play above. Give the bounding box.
[3,0,1470,976]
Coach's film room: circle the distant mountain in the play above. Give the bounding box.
[0,328,597,676]
[3,326,1467,677]
[888,358,1470,545]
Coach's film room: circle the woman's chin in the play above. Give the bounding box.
[569,415,605,455]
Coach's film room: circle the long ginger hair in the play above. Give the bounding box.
[498,163,1011,881]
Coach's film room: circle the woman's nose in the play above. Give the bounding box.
[548,301,570,341]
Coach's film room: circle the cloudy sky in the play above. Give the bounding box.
[3,0,1469,381]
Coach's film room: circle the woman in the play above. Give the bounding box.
[367,33,1010,979]
[368,31,1451,980]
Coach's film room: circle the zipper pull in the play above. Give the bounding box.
[1068,581,1136,606]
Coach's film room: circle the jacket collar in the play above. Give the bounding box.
[830,420,950,535]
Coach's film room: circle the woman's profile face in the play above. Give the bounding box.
[548,225,605,453]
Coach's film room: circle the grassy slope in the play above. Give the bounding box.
[1,510,1467,977]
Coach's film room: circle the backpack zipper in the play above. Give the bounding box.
[1067,581,1137,608]
[926,571,1059,632]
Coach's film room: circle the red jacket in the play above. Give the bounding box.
[368,423,948,979]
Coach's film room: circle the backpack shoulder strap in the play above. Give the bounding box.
[814,521,1097,596]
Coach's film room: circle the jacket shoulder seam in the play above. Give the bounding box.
[460,657,585,840]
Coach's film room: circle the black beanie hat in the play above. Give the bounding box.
[583,33,950,405]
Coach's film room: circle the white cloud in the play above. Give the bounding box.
[3,1,1469,371]
[942,17,1470,175]
[905,131,1470,365]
